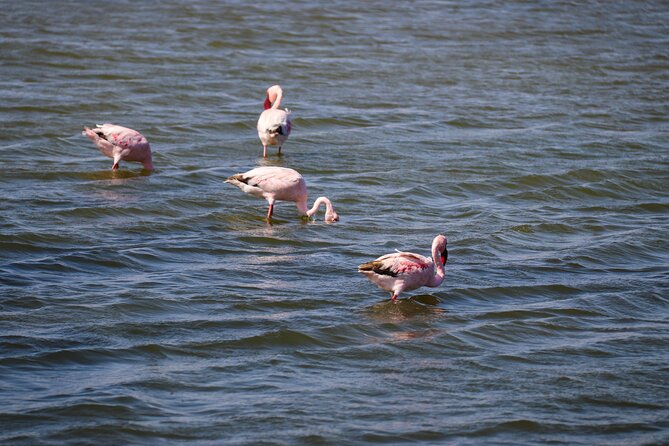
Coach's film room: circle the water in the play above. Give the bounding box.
[1,0,668,444]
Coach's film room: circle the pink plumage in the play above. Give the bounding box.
[359,235,448,300]
[225,166,338,222]
[257,85,292,158]
[82,124,154,171]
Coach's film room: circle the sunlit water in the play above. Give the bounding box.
[1,1,668,445]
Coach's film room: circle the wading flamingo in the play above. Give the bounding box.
[257,85,292,158]
[226,166,338,222]
[359,235,448,300]
[82,124,154,170]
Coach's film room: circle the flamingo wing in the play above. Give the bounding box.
[95,124,148,150]
[359,252,431,277]
[226,167,305,202]
[241,167,300,189]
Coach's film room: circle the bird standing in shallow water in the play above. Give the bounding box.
[359,235,448,300]
[257,85,292,158]
[225,166,338,223]
[82,124,154,171]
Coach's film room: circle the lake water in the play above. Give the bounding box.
[1,1,668,444]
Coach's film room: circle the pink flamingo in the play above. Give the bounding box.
[359,235,448,300]
[82,124,154,170]
[225,166,339,222]
[257,85,292,158]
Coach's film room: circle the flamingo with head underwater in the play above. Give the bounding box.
[359,235,448,300]
[82,124,154,171]
[257,85,292,158]
[225,166,338,223]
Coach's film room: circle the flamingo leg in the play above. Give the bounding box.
[263,145,267,158]
[266,203,274,220]
[278,146,283,156]
[391,293,398,300]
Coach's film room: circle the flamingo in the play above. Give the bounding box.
[82,124,154,170]
[257,85,292,158]
[358,235,448,300]
[225,166,339,222]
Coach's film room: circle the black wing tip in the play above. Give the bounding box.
[267,124,284,136]
[358,261,397,277]
[226,173,248,184]
[93,129,108,141]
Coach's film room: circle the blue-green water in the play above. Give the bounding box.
[1,1,668,444]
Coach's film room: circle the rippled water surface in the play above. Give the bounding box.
[1,1,669,444]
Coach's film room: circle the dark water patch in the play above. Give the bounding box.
[576,394,665,412]
[473,306,603,322]
[1,346,135,368]
[451,284,582,303]
[470,418,548,437]
[191,328,331,351]
[0,286,44,303]
[360,429,447,443]
[31,398,149,419]
[0,335,88,360]
[7,249,146,277]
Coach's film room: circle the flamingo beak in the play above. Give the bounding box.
[263,95,272,110]
[441,249,448,265]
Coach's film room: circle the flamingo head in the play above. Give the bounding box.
[433,234,448,265]
[263,85,283,110]
[325,209,339,223]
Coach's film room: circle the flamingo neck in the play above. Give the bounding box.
[428,244,446,288]
[265,86,283,110]
[306,197,338,222]
[306,196,332,217]
[271,90,283,109]
[142,154,154,171]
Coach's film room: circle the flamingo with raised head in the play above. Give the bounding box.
[82,124,154,170]
[257,85,292,158]
[226,166,338,222]
[359,235,448,300]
